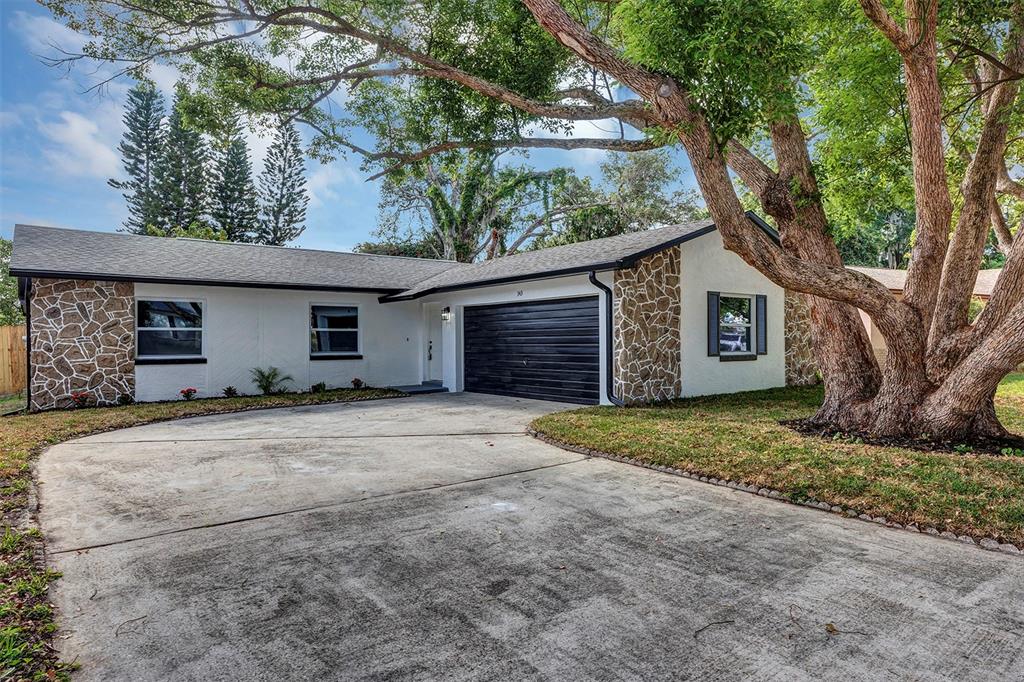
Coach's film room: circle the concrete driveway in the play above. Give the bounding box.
[39,393,1024,681]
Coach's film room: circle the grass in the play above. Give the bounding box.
[0,393,25,416]
[0,386,404,681]
[533,374,1024,546]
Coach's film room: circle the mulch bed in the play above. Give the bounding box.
[783,418,1024,456]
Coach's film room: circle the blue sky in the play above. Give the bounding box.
[0,1,699,252]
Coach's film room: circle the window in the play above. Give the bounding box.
[718,295,753,354]
[708,292,767,359]
[137,300,203,358]
[310,305,359,355]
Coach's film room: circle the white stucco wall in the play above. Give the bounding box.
[677,233,786,397]
[417,272,615,404]
[134,283,423,402]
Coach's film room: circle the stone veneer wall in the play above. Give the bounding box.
[29,278,135,411]
[784,291,819,386]
[613,247,682,404]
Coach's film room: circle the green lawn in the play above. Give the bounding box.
[533,374,1024,546]
[0,387,404,681]
[0,393,25,415]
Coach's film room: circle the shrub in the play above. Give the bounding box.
[310,381,327,394]
[222,386,239,398]
[117,394,134,406]
[351,377,365,389]
[69,391,90,409]
[179,387,198,401]
[250,367,293,395]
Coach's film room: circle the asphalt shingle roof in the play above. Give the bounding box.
[383,219,719,300]
[850,266,1001,298]
[10,219,727,298]
[9,224,464,292]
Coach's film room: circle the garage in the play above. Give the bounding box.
[463,296,600,404]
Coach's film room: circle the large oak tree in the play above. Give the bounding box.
[43,0,1024,441]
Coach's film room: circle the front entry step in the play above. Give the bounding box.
[390,381,449,395]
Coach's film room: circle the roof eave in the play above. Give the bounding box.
[379,262,623,302]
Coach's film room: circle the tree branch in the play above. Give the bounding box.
[725,140,778,197]
[505,202,609,254]
[364,137,665,180]
[857,0,911,54]
[521,0,683,109]
[929,19,1024,351]
[990,196,1015,256]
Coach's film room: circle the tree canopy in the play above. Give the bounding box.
[0,238,24,326]
[361,149,702,261]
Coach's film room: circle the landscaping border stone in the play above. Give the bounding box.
[527,428,1024,558]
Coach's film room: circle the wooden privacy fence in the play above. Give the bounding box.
[0,324,26,395]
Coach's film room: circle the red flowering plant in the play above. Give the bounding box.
[69,391,91,409]
[179,387,198,401]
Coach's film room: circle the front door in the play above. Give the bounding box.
[427,305,443,382]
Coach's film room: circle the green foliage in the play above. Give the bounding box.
[613,0,806,145]
[108,80,165,234]
[153,85,210,235]
[535,150,705,249]
[256,122,309,246]
[249,366,293,395]
[0,238,24,326]
[211,117,259,242]
[144,223,225,241]
[836,211,913,268]
[803,0,1021,260]
[109,80,311,246]
[369,149,703,260]
[371,151,574,261]
[968,296,986,324]
[354,238,439,259]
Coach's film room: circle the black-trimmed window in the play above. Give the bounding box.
[708,292,767,359]
[137,300,203,358]
[310,305,359,355]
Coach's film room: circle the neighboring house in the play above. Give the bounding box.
[849,266,1001,365]
[10,214,819,411]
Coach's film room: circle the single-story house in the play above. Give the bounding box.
[10,214,822,411]
[848,265,1001,365]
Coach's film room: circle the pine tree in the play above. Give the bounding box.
[212,117,259,242]
[256,122,309,246]
[153,85,210,235]
[109,80,165,234]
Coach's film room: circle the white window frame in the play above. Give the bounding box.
[309,302,362,356]
[717,293,755,356]
[136,297,206,360]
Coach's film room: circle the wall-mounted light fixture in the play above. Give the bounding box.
[441,306,452,322]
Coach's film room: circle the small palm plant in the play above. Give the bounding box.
[250,366,294,395]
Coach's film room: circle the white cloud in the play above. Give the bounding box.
[38,111,120,179]
[10,10,88,55]
[307,161,361,208]
[0,111,21,130]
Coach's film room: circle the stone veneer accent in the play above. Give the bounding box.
[613,247,682,404]
[29,278,135,411]
[784,291,819,386]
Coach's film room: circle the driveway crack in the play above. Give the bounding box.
[50,456,589,555]
[63,432,530,444]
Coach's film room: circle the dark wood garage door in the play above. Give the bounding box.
[463,297,600,405]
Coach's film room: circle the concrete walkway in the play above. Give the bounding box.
[39,393,1024,681]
